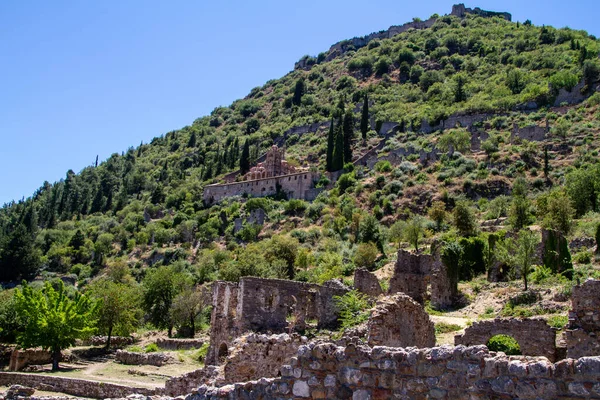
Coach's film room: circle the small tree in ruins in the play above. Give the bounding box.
[14,281,97,370]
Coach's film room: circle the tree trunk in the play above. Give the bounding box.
[105,325,113,350]
[51,350,61,371]
[168,325,173,338]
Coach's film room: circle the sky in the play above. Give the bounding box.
[0,0,598,205]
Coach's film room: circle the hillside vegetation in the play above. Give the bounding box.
[0,7,600,343]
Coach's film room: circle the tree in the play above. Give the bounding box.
[583,60,600,88]
[0,224,41,282]
[360,94,369,141]
[543,146,550,179]
[541,190,575,235]
[354,242,378,271]
[516,230,539,291]
[441,241,462,297]
[453,201,478,237]
[14,281,97,370]
[88,278,142,348]
[437,129,471,154]
[292,78,305,106]
[404,215,425,252]
[551,118,569,142]
[240,139,250,174]
[428,201,447,231]
[506,69,527,94]
[332,124,345,171]
[170,285,206,338]
[143,266,185,337]
[565,166,600,216]
[453,73,467,102]
[509,177,533,230]
[343,110,354,164]
[265,235,299,279]
[326,117,335,172]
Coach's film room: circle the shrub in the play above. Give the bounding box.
[354,242,379,271]
[284,199,308,216]
[334,290,372,329]
[574,250,592,264]
[547,315,568,330]
[487,335,521,355]
[375,160,393,172]
[435,322,462,334]
[144,343,159,353]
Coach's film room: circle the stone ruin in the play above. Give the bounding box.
[511,121,549,143]
[353,268,382,297]
[388,248,456,309]
[367,294,435,348]
[566,279,600,359]
[455,318,558,361]
[115,350,173,367]
[206,277,349,366]
[241,145,297,181]
[9,349,53,372]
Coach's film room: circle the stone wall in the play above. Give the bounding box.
[388,249,454,309]
[165,366,221,396]
[189,344,600,400]
[203,171,319,204]
[223,333,305,384]
[206,278,348,366]
[353,268,382,297]
[454,318,557,361]
[511,121,548,142]
[566,279,600,359]
[115,350,173,366]
[156,338,205,351]
[367,294,435,348]
[0,372,155,399]
[9,350,53,372]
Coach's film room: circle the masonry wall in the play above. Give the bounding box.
[455,318,557,361]
[566,279,600,359]
[206,282,240,366]
[0,372,156,399]
[203,171,319,204]
[189,344,600,400]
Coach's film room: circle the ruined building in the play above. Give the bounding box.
[203,145,321,204]
[565,279,600,358]
[205,277,348,365]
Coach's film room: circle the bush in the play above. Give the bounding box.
[487,335,521,355]
[375,160,393,172]
[435,322,462,334]
[354,242,379,271]
[144,343,159,353]
[284,199,308,216]
[574,250,592,264]
[334,290,372,329]
[547,315,568,329]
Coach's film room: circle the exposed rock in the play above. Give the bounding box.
[353,268,382,297]
[116,350,173,367]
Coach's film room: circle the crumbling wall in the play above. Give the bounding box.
[165,366,221,396]
[388,249,453,308]
[115,350,173,366]
[511,121,548,142]
[222,333,304,384]
[353,268,382,297]
[0,373,155,398]
[191,344,600,400]
[206,278,347,366]
[8,350,53,372]
[566,279,600,359]
[367,294,435,348]
[454,318,557,361]
[157,338,204,351]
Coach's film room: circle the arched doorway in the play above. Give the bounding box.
[218,343,229,362]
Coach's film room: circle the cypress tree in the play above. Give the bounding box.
[240,140,250,174]
[343,110,354,164]
[543,147,550,179]
[332,124,344,171]
[292,78,305,106]
[360,93,369,141]
[326,117,335,172]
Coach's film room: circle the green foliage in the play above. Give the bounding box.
[14,281,97,370]
[404,215,425,252]
[538,190,575,235]
[453,201,478,237]
[516,229,539,290]
[284,199,308,216]
[542,229,573,277]
[547,315,568,329]
[435,322,462,334]
[144,343,159,353]
[334,290,371,330]
[143,266,189,336]
[353,242,378,271]
[458,236,486,280]
[487,334,521,355]
[438,129,471,154]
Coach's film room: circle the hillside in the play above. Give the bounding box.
[0,4,600,340]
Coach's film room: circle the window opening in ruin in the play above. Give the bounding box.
[265,293,275,310]
[487,334,521,355]
[218,343,229,362]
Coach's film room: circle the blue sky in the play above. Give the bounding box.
[0,0,598,205]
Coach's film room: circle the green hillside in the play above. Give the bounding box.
[0,6,600,340]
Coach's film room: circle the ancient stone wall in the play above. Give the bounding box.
[223,333,305,384]
[156,338,205,351]
[455,318,557,361]
[566,279,600,359]
[203,171,319,204]
[115,350,173,366]
[353,268,382,297]
[367,294,435,348]
[511,121,548,142]
[206,278,348,366]
[8,350,52,372]
[189,344,600,400]
[165,366,221,396]
[0,372,155,399]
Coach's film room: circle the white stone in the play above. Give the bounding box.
[292,380,310,398]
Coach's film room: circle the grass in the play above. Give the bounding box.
[547,315,569,329]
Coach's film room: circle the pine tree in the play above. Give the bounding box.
[326,117,335,172]
[360,93,369,141]
[343,110,354,163]
[187,132,197,148]
[292,78,305,106]
[240,140,250,174]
